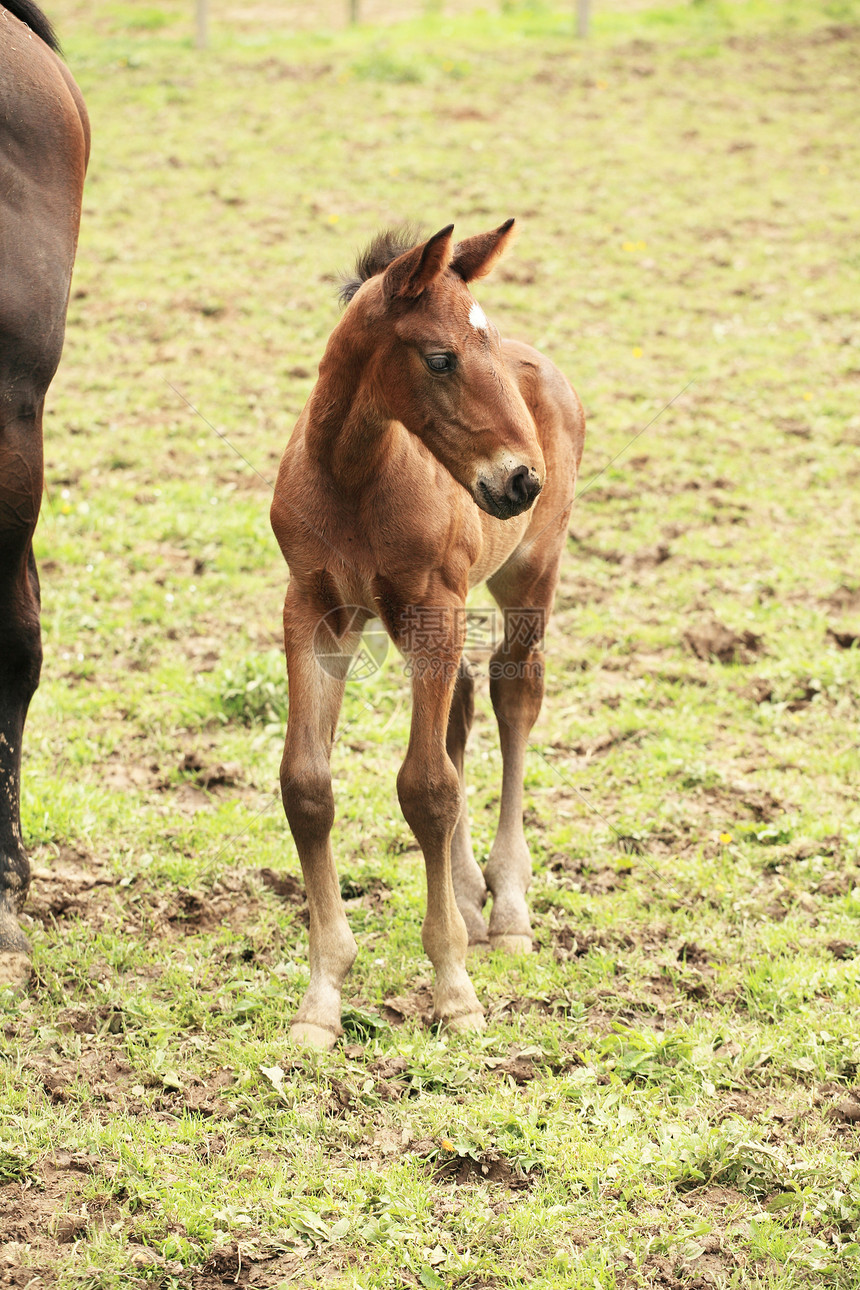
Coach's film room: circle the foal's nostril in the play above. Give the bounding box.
[504,465,541,509]
[504,465,529,505]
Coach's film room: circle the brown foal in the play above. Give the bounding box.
[271,220,585,1048]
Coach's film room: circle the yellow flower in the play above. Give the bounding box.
[719,832,732,844]
[440,1138,455,1152]
[802,392,813,401]
[632,346,643,358]
[327,214,340,224]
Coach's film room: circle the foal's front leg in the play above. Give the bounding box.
[397,615,484,1031]
[280,588,358,1048]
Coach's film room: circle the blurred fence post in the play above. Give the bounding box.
[349,0,359,21]
[195,0,208,48]
[576,0,590,38]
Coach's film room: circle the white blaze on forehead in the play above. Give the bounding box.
[469,300,489,331]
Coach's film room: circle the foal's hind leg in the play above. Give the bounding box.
[484,561,560,953]
[446,660,489,948]
[279,587,360,1048]
[0,404,44,987]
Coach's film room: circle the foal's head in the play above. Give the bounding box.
[338,220,545,520]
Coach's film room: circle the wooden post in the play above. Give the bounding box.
[349,0,359,22]
[576,0,590,38]
[195,0,208,49]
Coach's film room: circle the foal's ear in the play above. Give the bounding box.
[383,224,455,301]
[451,218,516,283]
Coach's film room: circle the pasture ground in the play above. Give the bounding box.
[2,1,860,1285]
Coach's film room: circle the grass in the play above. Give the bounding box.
[2,0,860,1285]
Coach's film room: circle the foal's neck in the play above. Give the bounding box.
[303,329,396,490]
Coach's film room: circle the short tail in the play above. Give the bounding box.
[4,1,60,52]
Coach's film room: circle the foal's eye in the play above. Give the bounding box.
[424,353,455,374]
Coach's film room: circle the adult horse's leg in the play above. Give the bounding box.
[398,610,483,1030]
[446,660,489,948]
[0,402,44,985]
[280,587,359,1048]
[485,559,561,953]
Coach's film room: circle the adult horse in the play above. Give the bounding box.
[0,1,89,984]
[271,221,585,1048]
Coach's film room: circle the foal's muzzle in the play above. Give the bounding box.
[475,464,542,520]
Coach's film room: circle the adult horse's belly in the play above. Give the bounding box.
[467,510,532,589]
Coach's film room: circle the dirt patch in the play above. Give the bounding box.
[25,848,118,931]
[546,854,634,896]
[823,585,860,614]
[585,974,693,1030]
[0,1152,122,1283]
[162,750,247,791]
[741,676,774,704]
[490,991,564,1021]
[552,728,645,759]
[617,1241,736,1290]
[684,618,763,665]
[827,939,858,960]
[98,754,158,792]
[568,532,672,570]
[816,1083,860,1125]
[55,1003,124,1036]
[380,984,434,1027]
[25,1050,137,1111]
[141,870,271,937]
[827,625,860,650]
[366,1053,410,1101]
[700,781,786,824]
[258,867,304,903]
[340,876,391,914]
[24,1048,238,1122]
[420,1143,534,1190]
[24,857,293,950]
[486,1053,542,1085]
[677,941,715,967]
[190,1241,316,1289]
[551,925,635,960]
[714,1090,783,1124]
[157,1070,238,1119]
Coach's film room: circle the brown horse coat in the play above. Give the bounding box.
[0,2,89,982]
[271,222,585,1047]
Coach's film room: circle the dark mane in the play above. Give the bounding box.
[4,0,60,51]
[338,224,423,307]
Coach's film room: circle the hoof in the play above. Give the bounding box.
[289,1021,340,1051]
[444,1010,486,1034]
[0,950,31,991]
[489,934,532,955]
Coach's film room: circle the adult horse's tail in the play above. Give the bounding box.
[3,0,60,51]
